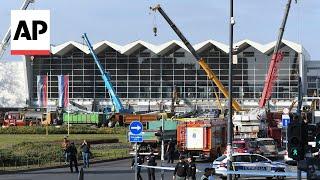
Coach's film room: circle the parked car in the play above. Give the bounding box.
[212,153,286,180]
[255,138,279,159]
[232,139,260,154]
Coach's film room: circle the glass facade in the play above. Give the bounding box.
[28,42,302,109]
[306,61,320,96]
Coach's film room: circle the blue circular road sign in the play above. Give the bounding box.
[129,121,143,135]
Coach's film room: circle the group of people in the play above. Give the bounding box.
[132,150,215,180]
[62,136,92,173]
[173,156,215,180]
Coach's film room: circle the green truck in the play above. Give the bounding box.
[63,112,107,126]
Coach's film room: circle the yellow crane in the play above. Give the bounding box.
[150,4,241,112]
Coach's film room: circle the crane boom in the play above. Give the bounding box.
[82,33,126,113]
[0,0,35,60]
[259,0,294,108]
[150,5,241,112]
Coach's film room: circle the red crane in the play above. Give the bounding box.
[259,0,296,108]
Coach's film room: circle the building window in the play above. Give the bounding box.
[105,51,117,57]
[243,52,254,57]
[173,52,185,57]
[140,52,150,57]
[283,52,290,57]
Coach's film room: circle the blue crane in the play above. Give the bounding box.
[82,33,129,113]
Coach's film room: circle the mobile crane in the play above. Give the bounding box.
[0,0,35,60]
[82,33,130,114]
[259,0,296,108]
[150,4,241,112]
[83,33,160,126]
[150,2,297,142]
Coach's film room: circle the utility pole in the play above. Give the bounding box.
[227,0,235,180]
[160,116,165,180]
[297,76,302,180]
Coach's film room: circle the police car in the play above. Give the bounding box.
[212,153,286,180]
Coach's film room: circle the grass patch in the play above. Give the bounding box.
[0,126,131,171]
[0,134,128,149]
[0,126,127,135]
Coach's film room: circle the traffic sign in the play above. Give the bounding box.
[282,114,290,127]
[129,121,143,134]
[129,134,143,143]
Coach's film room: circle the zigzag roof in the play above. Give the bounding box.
[50,39,306,56]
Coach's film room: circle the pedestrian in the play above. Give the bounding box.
[201,168,214,180]
[61,136,70,165]
[173,156,188,180]
[146,150,157,180]
[80,140,90,168]
[67,142,79,173]
[131,153,144,180]
[187,156,196,180]
[167,138,175,163]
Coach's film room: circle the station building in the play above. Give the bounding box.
[24,39,312,111]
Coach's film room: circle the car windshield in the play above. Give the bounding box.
[233,143,245,148]
[258,140,275,146]
[215,155,227,162]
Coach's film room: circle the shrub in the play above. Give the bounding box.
[0,126,127,135]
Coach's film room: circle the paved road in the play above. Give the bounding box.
[0,159,303,180]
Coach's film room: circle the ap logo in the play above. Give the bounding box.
[11,10,50,55]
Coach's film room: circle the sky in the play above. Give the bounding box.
[0,0,319,60]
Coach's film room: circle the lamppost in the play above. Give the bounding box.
[227,0,235,180]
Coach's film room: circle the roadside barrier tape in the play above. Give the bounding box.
[138,165,307,177]
[138,165,202,172]
[224,170,307,177]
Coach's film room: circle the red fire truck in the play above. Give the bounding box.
[177,119,226,160]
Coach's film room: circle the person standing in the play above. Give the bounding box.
[61,136,70,165]
[67,142,79,173]
[173,156,188,180]
[187,156,196,180]
[146,150,157,180]
[80,140,90,168]
[167,138,175,164]
[131,153,144,180]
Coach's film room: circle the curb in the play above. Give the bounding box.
[0,157,130,175]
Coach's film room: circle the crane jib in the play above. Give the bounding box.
[152,5,242,111]
[82,33,125,113]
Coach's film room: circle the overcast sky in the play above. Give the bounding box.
[1,0,319,60]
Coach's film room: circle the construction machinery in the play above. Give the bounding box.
[82,33,130,114]
[150,2,297,144]
[259,0,296,108]
[82,33,161,126]
[0,0,35,60]
[150,4,241,112]
[82,33,132,126]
